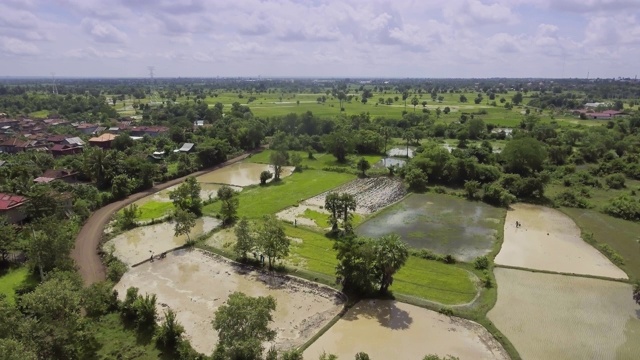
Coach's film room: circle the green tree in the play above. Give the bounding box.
[27,219,74,281]
[323,130,354,163]
[173,209,197,242]
[270,150,288,181]
[217,185,239,226]
[512,92,523,106]
[339,193,357,229]
[234,217,255,261]
[404,167,427,192]
[118,204,139,230]
[111,174,132,199]
[464,180,481,200]
[156,309,185,352]
[82,281,118,317]
[355,352,371,360]
[20,275,97,359]
[0,217,16,261]
[212,292,277,360]
[259,170,273,185]
[374,234,409,293]
[633,282,640,305]
[169,176,202,215]
[334,237,378,295]
[501,137,547,175]
[325,192,342,231]
[411,96,419,112]
[357,158,371,177]
[257,216,290,268]
[0,339,37,360]
[289,152,303,170]
[467,118,485,140]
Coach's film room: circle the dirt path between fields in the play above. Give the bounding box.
[71,151,259,286]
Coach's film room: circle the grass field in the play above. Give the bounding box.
[29,109,50,118]
[561,208,640,280]
[134,200,174,221]
[546,178,640,211]
[109,88,606,130]
[203,170,355,219]
[249,150,382,173]
[0,267,36,305]
[92,313,167,360]
[285,225,477,305]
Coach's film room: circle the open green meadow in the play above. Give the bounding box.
[110,89,602,129]
[203,170,355,219]
[249,150,382,173]
[0,267,38,305]
[285,225,477,305]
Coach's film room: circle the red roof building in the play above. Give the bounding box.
[0,193,28,223]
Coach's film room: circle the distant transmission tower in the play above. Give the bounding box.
[51,72,58,95]
[147,66,160,105]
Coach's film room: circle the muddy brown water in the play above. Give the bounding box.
[195,162,293,187]
[132,183,241,207]
[488,268,640,360]
[104,217,221,265]
[115,249,344,355]
[496,203,628,279]
[356,193,503,261]
[305,299,508,360]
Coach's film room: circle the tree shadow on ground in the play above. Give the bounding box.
[342,299,413,330]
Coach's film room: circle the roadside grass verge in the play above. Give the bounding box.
[203,170,355,219]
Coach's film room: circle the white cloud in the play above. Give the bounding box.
[0,36,40,55]
[444,0,518,26]
[81,18,129,44]
[66,47,134,59]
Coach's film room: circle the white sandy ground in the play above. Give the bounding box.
[104,217,221,265]
[495,203,628,279]
[488,268,640,360]
[115,249,344,355]
[305,300,508,360]
[305,177,406,215]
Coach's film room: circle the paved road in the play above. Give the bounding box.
[71,152,254,286]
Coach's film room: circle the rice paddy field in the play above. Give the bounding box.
[561,207,640,280]
[495,204,628,279]
[488,268,640,360]
[356,193,505,261]
[305,300,508,360]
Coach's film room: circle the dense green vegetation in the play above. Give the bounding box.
[2,77,640,359]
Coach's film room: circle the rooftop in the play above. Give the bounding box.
[0,193,27,210]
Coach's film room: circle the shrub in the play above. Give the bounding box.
[83,281,118,317]
[259,170,273,185]
[605,173,626,189]
[411,248,442,262]
[473,255,489,270]
[433,186,446,194]
[482,270,493,288]
[443,254,456,264]
[438,307,453,316]
[482,183,516,207]
[553,190,591,209]
[598,244,625,266]
[604,195,640,221]
[405,168,428,192]
[156,309,185,352]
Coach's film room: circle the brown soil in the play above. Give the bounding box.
[71,152,256,286]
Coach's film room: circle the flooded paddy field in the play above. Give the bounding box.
[115,249,344,355]
[132,183,241,207]
[195,162,293,187]
[305,177,406,215]
[104,217,221,265]
[495,204,628,279]
[387,146,415,158]
[488,268,640,360]
[305,300,508,360]
[373,157,406,168]
[356,193,504,261]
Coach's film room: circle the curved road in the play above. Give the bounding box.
[72,152,254,285]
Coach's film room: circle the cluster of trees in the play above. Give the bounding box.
[325,192,357,232]
[233,216,291,268]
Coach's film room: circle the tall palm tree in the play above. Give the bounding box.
[375,234,409,293]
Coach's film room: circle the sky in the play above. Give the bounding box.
[1,0,639,78]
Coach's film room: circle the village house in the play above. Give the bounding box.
[50,143,83,157]
[34,169,78,184]
[0,138,45,153]
[0,193,28,224]
[75,123,100,135]
[129,125,169,138]
[89,133,117,149]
